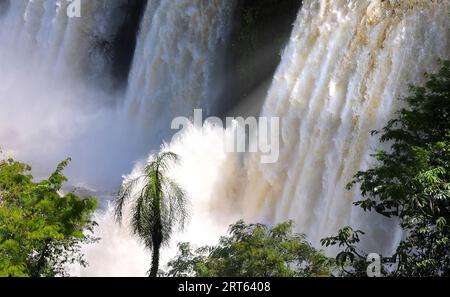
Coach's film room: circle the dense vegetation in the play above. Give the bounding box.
[0,157,97,277]
[322,60,450,276]
[166,220,332,277]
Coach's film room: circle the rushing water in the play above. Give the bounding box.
[241,0,450,252]
[0,0,233,189]
[124,0,234,140]
[0,0,134,185]
[1,0,450,276]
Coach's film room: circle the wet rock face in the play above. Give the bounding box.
[0,0,10,17]
[110,0,148,89]
[221,0,303,115]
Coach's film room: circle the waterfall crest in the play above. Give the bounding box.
[0,0,127,80]
[0,0,128,184]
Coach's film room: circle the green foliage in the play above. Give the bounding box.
[321,227,370,276]
[0,157,97,277]
[166,220,333,277]
[115,151,188,277]
[323,60,450,276]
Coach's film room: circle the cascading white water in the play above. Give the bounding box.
[0,0,234,187]
[70,0,237,276]
[0,0,131,187]
[121,0,450,268]
[241,0,450,253]
[0,0,125,82]
[123,0,234,142]
[0,0,236,276]
[77,123,244,276]
[2,0,450,277]
[78,0,450,275]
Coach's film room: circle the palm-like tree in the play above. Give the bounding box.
[114,151,188,277]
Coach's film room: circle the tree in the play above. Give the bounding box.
[0,157,97,277]
[166,220,333,277]
[322,60,450,276]
[115,151,188,277]
[321,227,370,276]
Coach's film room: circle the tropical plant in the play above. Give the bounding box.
[166,220,333,277]
[322,60,450,276]
[115,151,188,277]
[0,157,97,277]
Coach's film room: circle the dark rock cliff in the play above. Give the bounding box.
[221,0,303,116]
[110,0,148,89]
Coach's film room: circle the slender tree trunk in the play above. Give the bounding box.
[149,240,161,277]
[149,164,162,277]
[33,238,52,277]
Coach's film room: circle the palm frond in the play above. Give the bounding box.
[131,191,146,236]
[114,151,189,253]
[115,176,143,223]
[164,177,190,229]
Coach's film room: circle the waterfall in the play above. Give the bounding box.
[71,0,237,276]
[0,1,236,276]
[76,123,243,276]
[130,0,450,265]
[123,0,234,143]
[78,0,450,275]
[0,0,234,188]
[2,0,450,277]
[0,0,126,81]
[241,0,450,252]
[0,0,131,187]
